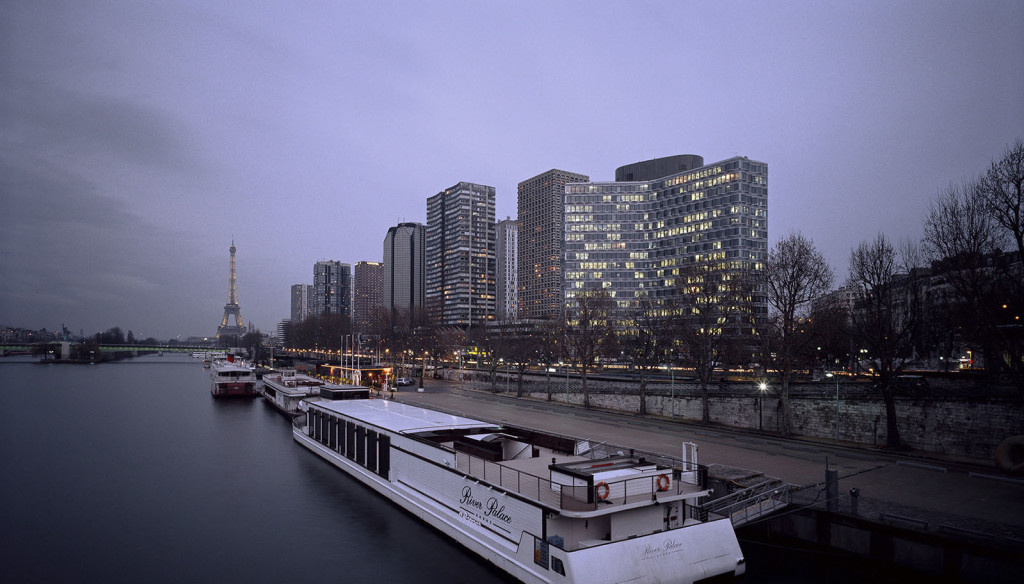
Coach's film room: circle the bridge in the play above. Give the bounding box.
[1,343,218,357]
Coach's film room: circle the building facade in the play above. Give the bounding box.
[313,260,351,317]
[353,261,383,334]
[290,283,312,323]
[383,222,426,317]
[517,169,589,321]
[496,218,519,321]
[425,182,496,327]
[563,155,768,326]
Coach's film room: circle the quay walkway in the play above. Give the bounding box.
[390,379,1024,580]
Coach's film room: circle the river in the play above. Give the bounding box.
[0,354,914,583]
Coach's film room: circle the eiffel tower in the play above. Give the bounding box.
[216,239,246,343]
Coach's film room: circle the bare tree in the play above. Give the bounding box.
[761,233,834,435]
[848,233,921,449]
[672,261,744,424]
[981,139,1024,262]
[536,320,564,401]
[621,295,668,415]
[564,290,614,408]
[924,177,1023,386]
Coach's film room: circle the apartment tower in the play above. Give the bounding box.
[382,222,426,318]
[425,182,496,327]
[495,217,519,321]
[517,169,589,321]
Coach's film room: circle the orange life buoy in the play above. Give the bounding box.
[595,481,610,501]
[656,474,670,492]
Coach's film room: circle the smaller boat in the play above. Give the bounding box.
[261,369,369,415]
[210,357,258,397]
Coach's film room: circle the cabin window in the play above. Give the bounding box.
[313,411,321,441]
[328,416,337,449]
[320,413,329,447]
[335,419,344,454]
[377,435,390,479]
[355,426,366,465]
[345,422,356,460]
[366,430,378,473]
[533,537,549,569]
[551,557,565,576]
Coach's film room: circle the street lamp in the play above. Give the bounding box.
[758,382,767,431]
[826,372,840,442]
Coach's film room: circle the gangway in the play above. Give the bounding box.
[699,478,793,527]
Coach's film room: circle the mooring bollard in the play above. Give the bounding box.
[849,487,860,516]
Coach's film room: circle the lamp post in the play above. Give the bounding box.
[827,372,839,442]
[669,362,676,419]
[758,382,767,431]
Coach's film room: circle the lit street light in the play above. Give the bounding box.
[826,372,840,442]
[758,382,767,431]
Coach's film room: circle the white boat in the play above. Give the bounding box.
[293,398,745,583]
[261,370,370,415]
[209,358,258,397]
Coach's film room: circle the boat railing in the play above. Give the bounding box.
[456,451,708,513]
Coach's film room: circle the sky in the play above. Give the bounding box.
[2,1,1022,341]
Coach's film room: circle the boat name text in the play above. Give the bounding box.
[460,486,512,524]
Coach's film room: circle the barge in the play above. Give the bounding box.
[209,358,258,397]
[262,369,368,416]
[293,397,745,583]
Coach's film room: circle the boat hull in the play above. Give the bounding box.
[293,427,744,584]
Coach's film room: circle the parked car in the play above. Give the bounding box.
[395,377,414,386]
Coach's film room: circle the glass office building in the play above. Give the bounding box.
[564,155,768,325]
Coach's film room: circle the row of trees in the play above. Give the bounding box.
[279,140,1021,450]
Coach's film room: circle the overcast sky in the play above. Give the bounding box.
[2,1,1022,340]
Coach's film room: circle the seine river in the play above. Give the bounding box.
[1,354,911,583]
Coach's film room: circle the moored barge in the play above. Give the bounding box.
[209,358,258,397]
[262,369,368,416]
[293,397,745,583]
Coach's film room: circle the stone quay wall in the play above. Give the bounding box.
[461,371,1023,460]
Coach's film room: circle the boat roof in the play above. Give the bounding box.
[309,399,499,435]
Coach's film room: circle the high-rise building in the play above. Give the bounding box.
[496,217,519,321]
[563,154,768,326]
[425,182,496,327]
[313,260,351,317]
[290,283,312,323]
[217,239,246,342]
[353,261,383,334]
[517,169,589,321]
[383,222,426,317]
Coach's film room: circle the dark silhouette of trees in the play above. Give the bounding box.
[283,313,351,352]
[672,261,749,424]
[760,233,835,435]
[622,295,668,416]
[923,177,1020,384]
[564,290,614,408]
[848,233,921,449]
[981,139,1024,262]
[535,320,564,401]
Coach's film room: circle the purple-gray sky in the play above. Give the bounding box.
[2,1,1022,340]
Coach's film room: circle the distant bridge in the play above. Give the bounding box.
[1,343,217,356]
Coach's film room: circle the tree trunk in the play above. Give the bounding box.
[880,384,903,449]
[638,376,648,416]
[700,379,710,423]
[516,368,525,398]
[581,367,590,408]
[545,369,552,401]
[780,375,791,436]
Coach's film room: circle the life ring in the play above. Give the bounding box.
[595,481,610,501]
[656,474,670,492]
[995,435,1024,476]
